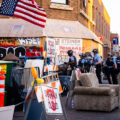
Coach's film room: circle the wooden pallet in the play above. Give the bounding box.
[42,73,59,83]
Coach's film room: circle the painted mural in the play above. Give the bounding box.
[0,38,44,60]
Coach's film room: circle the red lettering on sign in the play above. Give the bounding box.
[46,89,56,111]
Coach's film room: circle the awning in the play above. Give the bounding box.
[44,19,103,44]
[0,18,102,44]
[0,19,43,37]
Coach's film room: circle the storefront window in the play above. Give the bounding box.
[51,0,69,5]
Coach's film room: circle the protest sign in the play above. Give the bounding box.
[42,86,63,115]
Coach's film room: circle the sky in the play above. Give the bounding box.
[102,0,120,36]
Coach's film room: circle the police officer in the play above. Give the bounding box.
[78,53,86,73]
[116,54,120,82]
[116,54,120,72]
[92,49,102,83]
[84,53,93,73]
[67,50,77,71]
[104,52,118,84]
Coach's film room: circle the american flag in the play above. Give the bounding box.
[0,0,46,27]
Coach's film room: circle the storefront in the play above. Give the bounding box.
[43,19,103,64]
[0,18,103,64]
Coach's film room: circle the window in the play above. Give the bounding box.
[83,0,87,8]
[51,0,69,5]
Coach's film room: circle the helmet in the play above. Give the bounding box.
[82,54,86,57]
[107,52,112,56]
[92,49,98,53]
[79,53,83,56]
[67,50,73,56]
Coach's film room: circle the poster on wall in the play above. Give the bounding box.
[47,38,56,58]
[41,85,63,115]
[0,38,44,60]
[56,38,82,57]
[55,38,82,64]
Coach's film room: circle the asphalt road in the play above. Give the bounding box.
[13,97,120,120]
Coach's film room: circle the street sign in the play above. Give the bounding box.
[113,45,119,52]
[113,37,118,45]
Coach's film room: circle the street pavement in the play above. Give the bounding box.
[13,79,120,120]
[13,97,120,120]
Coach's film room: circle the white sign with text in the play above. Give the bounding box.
[47,38,56,57]
[41,86,63,115]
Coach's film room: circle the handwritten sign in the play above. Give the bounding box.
[56,38,82,56]
[42,86,63,115]
[47,38,56,57]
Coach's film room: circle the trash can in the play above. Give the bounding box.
[0,71,5,107]
[0,61,16,106]
[59,76,71,96]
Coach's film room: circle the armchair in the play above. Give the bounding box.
[74,73,120,112]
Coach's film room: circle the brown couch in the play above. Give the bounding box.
[74,73,120,112]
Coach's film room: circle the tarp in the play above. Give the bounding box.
[43,19,103,44]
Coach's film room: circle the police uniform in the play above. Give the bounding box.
[78,58,85,73]
[116,56,120,72]
[84,56,93,73]
[105,57,118,84]
[116,56,120,83]
[94,53,102,83]
[69,55,77,70]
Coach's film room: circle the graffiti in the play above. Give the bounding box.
[18,38,41,45]
[0,38,44,60]
[0,39,17,47]
[0,47,6,59]
[0,46,43,60]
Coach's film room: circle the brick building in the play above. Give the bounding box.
[0,0,111,59]
[38,0,110,57]
[94,0,111,58]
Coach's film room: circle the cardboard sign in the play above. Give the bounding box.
[35,80,63,102]
[0,65,7,74]
[35,86,43,103]
[41,86,63,115]
[47,38,56,58]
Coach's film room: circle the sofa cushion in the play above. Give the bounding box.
[74,87,116,96]
[79,73,99,87]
